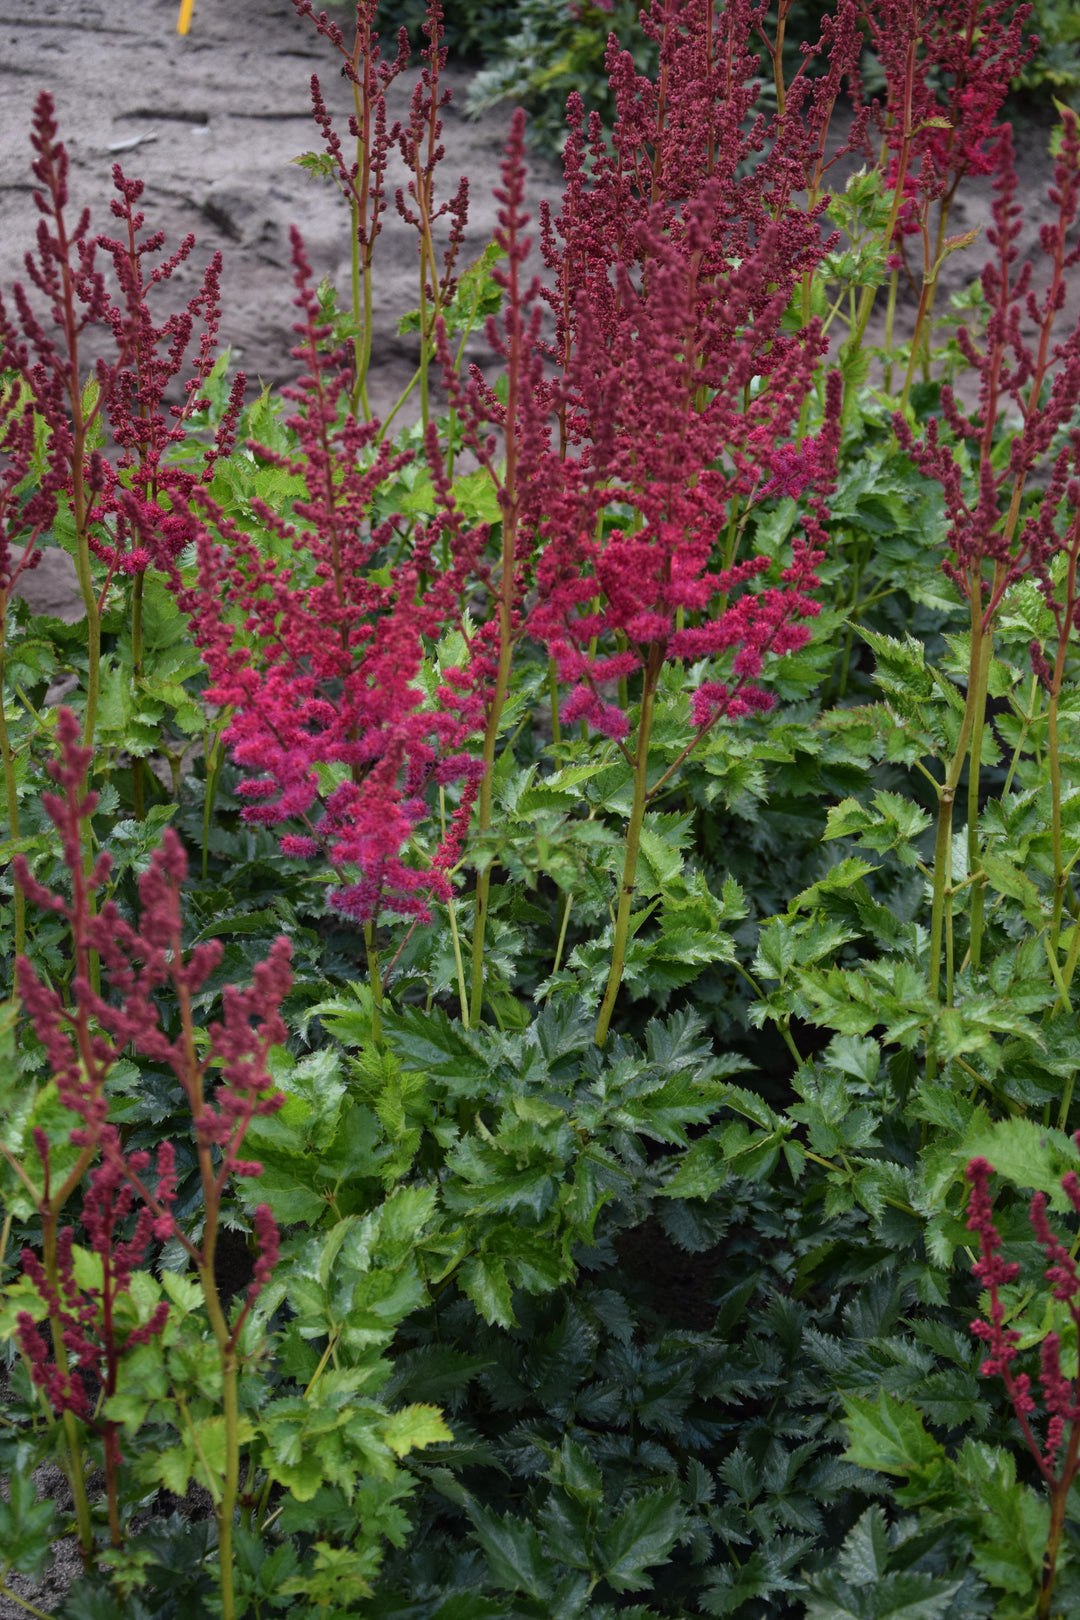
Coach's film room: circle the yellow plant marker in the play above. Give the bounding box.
[177,0,195,34]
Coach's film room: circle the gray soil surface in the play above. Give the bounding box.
[0,3,1072,1612]
[0,0,567,404]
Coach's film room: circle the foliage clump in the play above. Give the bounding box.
[5,2,1080,1617]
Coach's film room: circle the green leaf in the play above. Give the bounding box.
[803,1572,962,1619]
[837,1506,890,1583]
[459,1254,516,1328]
[954,1441,1047,1596]
[980,851,1044,921]
[598,1488,685,1593]
[468,1505,551,1599]
[840,1392,949,1499]
[0,1473,56,1577]
[962,1117,1080,1212]
[381,1403,452,1458]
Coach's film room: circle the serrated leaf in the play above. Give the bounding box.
[381,1402,452,1457]
[468,1505,551,1599]
[962,1117,1080,1211]
[598,1488,684,1593]
[840,1392,948,1490]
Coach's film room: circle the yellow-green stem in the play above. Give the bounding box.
[70,454,101,750]
[198,1260,239,1620]
[447,896,469,1027]
[467,189,523,1027]
[202,728,225,882]
[0,637,24,955]
[595,655,659,1046]
[547,658,562,749]
[0,1568,51,1620]
[41,1219,94,1556]
[548,889,573,995]
[966,616,994,971]
[131,571,145,822]
[882,268,900,393]
[364,922,383,1043]
[926,595,992,1079]
[841,45,918,421]
[468,614,514,1028]
[418,236,430,433]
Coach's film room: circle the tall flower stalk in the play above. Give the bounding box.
[0,94,234,799]
[895,111,1080,1074]
[965,1154,1080,1620]
[180,232,487,1027]
[529,0,844,1041]
[10,711,290,1619]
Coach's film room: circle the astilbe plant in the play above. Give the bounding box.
[894,109,1080,1055]
[290,0,470,430]
[8,709,289,1615]
[180,0,853,1045]
[15,1138,176,1552]
[853,0,1037,397]
[0,92,242,954]
[178,231,488,1032]
[965,1154,1080,1620]
[526,0,848,1040]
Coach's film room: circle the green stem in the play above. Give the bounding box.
[1001,675,1041,801]
[966,619,994,972]
[927,795,958,1017]
[364,922,383,1043]
[547,658,562,749]
[467,181,525,1026]
[1049,689,1066,958]
[0,619,25,955]
[202,727,225,882]
[70,446,101,750]
[882,268,899,393]
[841,46,919,421]
[595,652,660,1047]
[926,591,993,1079]
[548,889,573,996]
[0,1568,51,1620]
[40,1219,94,1557]
[131,571,145,822]
[346,60,374,424]
[447,896,469,1027]
[1053,924,1080,1030]
[198,1260,238,1620]
[468,615,514,1028]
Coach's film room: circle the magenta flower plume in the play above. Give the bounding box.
[895,109,1080,644]
[965,1151,1080,1490]
[14,711,291,1182]
[179,228,488,926]
[17,1136,176,1438]
[13,709,292,1509]
[0,94,241,597]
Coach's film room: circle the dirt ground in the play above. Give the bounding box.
[0,2,1073,1612]
[0,0,568,399]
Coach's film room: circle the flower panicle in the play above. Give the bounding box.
[14,713,292,1433]
[965,1148,1080,1485]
